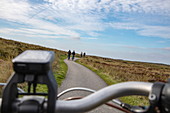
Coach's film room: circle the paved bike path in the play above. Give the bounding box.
[58,59,123,113]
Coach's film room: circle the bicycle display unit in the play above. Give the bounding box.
[0,50,170,113]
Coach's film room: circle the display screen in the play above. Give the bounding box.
[12,50,55,74]
[13,50,54,63]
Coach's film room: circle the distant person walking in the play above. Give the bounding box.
[68,50,71,60]
[72,50,75,60]
[80,52,83,58]
[83,52,86,57]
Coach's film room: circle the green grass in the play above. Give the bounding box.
[54,54,68,86]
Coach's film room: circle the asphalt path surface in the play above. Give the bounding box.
[58,59,123,113]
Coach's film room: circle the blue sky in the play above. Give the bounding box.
[0,0,170,64]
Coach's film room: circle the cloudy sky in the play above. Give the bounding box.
[0,0,170,64]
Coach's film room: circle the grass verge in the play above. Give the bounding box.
[76,60,120,85]
[54,54,68,86]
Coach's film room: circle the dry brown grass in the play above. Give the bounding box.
[78,56,170,83]
[78,56,170,105]
[77,56,170,105]
[0,60,13,95]
[0,60,13,82]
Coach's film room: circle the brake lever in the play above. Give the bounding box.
[119,102,148,113]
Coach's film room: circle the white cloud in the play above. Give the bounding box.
[43,0,170,39]
[110,22,170,39]
[0,27,80,39]
[0,0,31,22]
[108,0,170,15]
[0,0,80,39]
[138,26,170,39]
[44,0,170,15]
[0,0,170,40]
[0,0,105,39]
[109,22,140,30]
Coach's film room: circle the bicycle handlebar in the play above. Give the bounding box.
[53,82,152,113]
[0,82,153,113]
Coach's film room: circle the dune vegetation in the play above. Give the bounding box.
[77,56,170,105]
[78,56,170,83]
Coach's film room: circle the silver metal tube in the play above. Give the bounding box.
[112,99,122,105]
[57,87,96,98]
[54,82,153,113]
[57,87,122,106]
[0,83,6,86]
[0,83,25,93]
